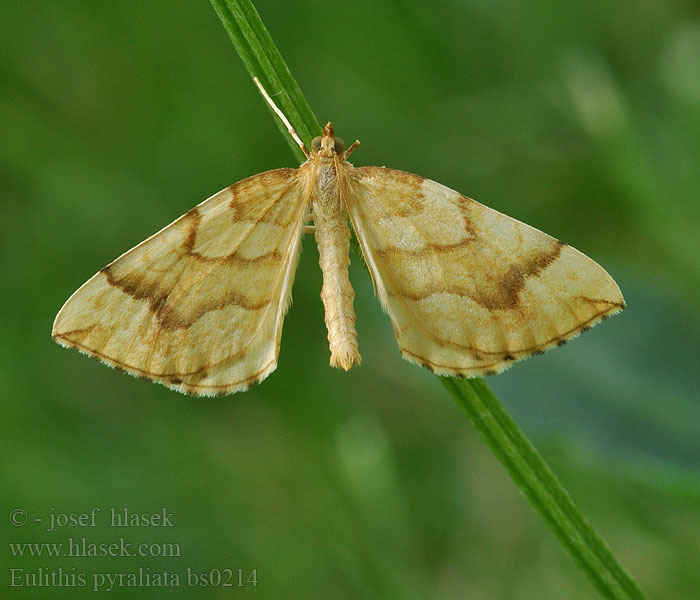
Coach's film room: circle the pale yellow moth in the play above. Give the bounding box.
[52,79,624,396]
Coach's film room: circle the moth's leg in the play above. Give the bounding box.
[344,140,360,158]
[303,212,315,235]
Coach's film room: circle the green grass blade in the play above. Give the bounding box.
[442,377,646,600]
[210,2,647,598]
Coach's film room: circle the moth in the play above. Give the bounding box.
[53,80,624,396]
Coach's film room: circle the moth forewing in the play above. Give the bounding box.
[344,168,624,377]
[52,170,308,396]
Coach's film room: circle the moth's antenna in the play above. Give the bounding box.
[253,77,309,158]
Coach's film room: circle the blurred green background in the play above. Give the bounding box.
[2,0,699,598]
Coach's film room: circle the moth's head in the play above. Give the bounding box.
[311,122,345,158]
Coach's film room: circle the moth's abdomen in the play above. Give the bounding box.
[313,198,361,371]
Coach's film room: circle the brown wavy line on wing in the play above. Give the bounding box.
[391,241,565,310]
[101,266,270,330]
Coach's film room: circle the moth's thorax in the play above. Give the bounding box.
[312,158,344,215]
[305,121,352,214]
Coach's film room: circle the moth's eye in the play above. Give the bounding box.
[334,137,345,154]
[311,136,322,152]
